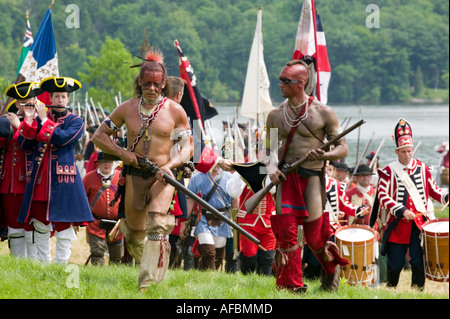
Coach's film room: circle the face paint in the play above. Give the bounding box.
[139,70,165,103]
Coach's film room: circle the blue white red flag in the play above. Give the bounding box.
[293,0,331,104]
[18,8,59,105]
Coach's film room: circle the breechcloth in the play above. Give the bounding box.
[125,166,174,213]
[281,167,322,218]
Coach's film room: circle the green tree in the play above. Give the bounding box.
[78,37,139,111]
[413,66,425,97]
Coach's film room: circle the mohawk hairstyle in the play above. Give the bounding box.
[129,31,167,77]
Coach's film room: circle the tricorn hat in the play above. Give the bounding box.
[353,164,374,176]
[331,160,350,172]
[95,151,121,162]
[5,99,18,114]
[39,76,82,93]
[4,81,44,100]
[393,118,413,149]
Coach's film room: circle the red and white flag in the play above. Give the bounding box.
[293,0,331,104]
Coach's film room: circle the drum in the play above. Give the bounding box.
[421,218,449,282]
[335,224,377,286]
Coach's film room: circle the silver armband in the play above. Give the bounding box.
[174,129,192,141]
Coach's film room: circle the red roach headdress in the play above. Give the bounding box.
[129,32,167,77]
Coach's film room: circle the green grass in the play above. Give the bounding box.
[0,255,447,300]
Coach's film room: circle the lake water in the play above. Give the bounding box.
[206,103,449,172]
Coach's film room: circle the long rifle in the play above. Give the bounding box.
[90,98,101,126]
[412,140,422,157]
[245,119,366,213]
[137,158,263,249]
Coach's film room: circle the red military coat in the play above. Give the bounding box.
[325,176,359,232]
[377,159,448,244]
[83,168,122,241]
[0,129,27,195]
[346,185,376,226]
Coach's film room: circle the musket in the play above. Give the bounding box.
[412,140,422,157]
[137,158,263,249]
[90,98,101,126]
[20,103,70,109]
[369,137,385,169]
[346,131,375,190]
[245,119,366,213]
[98,101,107,121]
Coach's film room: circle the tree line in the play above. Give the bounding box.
[0,0,448,111]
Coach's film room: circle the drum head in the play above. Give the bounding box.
[422,218,449,236]
[335,225,375,243]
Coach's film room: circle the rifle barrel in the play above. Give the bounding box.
[20,103,70,109]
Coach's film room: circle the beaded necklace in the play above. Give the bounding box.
[130,95,166,156]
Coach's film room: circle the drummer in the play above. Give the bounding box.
[374,119,449,290]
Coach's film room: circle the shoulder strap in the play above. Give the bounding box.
[204,171,224,203]
[91,187,106,210]
[390,161,426,213]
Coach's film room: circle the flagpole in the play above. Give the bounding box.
[49,0,55,10]
[256,5,262,134]
[311,0,321,101]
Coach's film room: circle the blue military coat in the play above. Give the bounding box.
[15,111,93,224]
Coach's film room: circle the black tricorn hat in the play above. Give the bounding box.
[5,99,18,114]
[353,164,374,176]
[332,161,350,172]
[95,151,121,162]
[231,161,267,193]
[39,76,82,93]
[4,81,44,100]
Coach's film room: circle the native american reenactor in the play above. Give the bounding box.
[15,76,93,263]
[0,82,44,259]
[226,164,276,276]
[372,118,449,290]
[345,164,375,226]
[92,47,193,290]
[264,60,350,292]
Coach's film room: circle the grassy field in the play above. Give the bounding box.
[1,207,448,302]
[0,254,448,300]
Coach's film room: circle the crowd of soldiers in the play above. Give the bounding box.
[1,51,448,294]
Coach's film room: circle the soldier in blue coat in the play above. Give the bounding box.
[15,76,93,263]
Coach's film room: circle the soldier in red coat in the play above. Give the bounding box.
[375,119,448,290]
[345,164,375,226]
[83,151,124,265]
[1,82,43,259]
[226,165,276,276]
